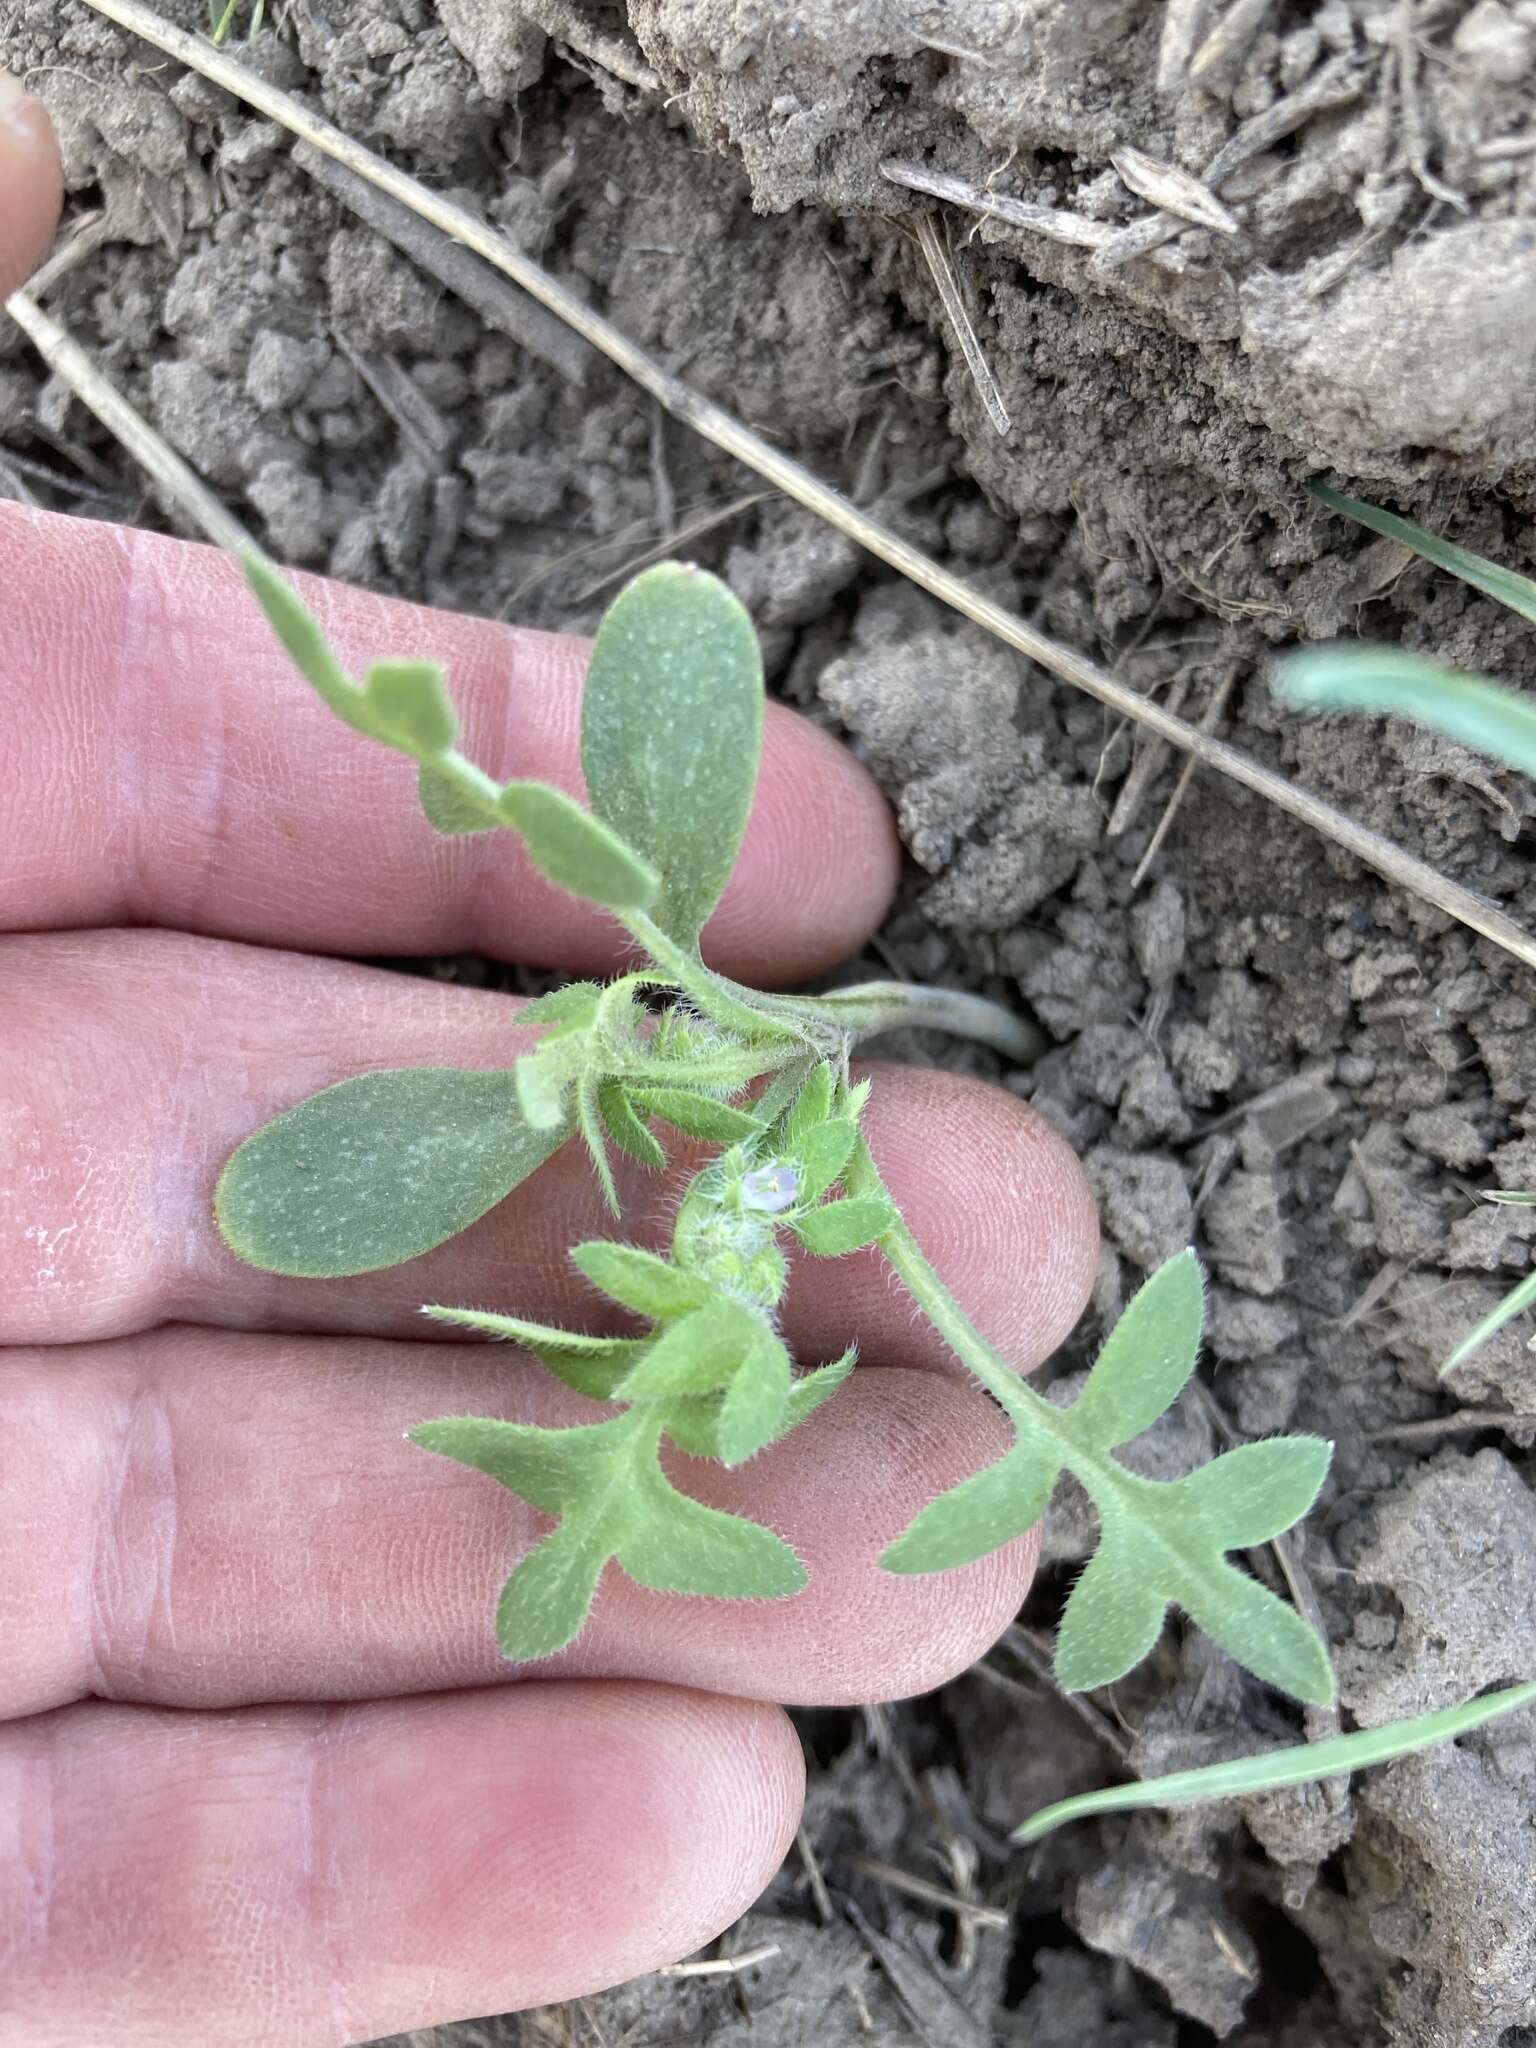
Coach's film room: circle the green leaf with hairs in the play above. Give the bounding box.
[616,1466,805,1598]
[412,1409,803,1658]
[1065,1249,1204,1449]
[420,1306,643,1400]
[572,1240,714,1320]
[598,1081,668,1168]
[217,1068,570,1277]
[882,1439,1059,1574]
[363,659,458,754]
[793,1119,857,1205]
[718,1326,794,1465]
[878,1248,1336,1704]
[497,781,660,910]
[1309,482,1536,625]
[778,1346,857,1434]
[520,983,604,1031]
[581,562,765,948]
[417,763,502,834]
[630,1087,764,1144]
[614,1299,753,1399]
[792,1197,895,1257]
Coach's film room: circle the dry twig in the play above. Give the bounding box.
[911,213,1010,436]
[35,0,1536,979]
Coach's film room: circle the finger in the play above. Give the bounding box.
[0,1684,802,2045]
[0,76,63,298]
[0,502,897,980]
[5,1326,1034,1718]
[1,932,1097,1371]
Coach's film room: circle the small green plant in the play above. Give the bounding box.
[220,552,1336,1700]
[1015,1676,1536,1841]
[208,0,264,45]
[1275,483,1536,1376]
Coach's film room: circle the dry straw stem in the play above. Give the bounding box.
[911,213,1010,437]
[4,286,252,553]
[54,0,1536,976]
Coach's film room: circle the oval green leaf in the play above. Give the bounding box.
[581,562,765,948]
[497,780,659,910]
[216,1067,571,1276]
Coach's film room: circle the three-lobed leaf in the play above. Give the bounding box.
[216,1068,570,1277]
[877,1249,1336,1704]
[581,562,765,949]
[411,1411,805,1658]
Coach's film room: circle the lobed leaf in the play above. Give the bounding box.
[581,562,765,949]
[1309,482,1536,626]
[1014,1677,1536,1843]
[216,1068,570,1277]
[414,1406,806,1659]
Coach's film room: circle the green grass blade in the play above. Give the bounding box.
[1274,645,1536,780]
[1440,1263,1536,1377]
[1309,483,1536,626]
[1013,1678,1536,1844]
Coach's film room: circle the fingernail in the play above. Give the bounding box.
[0,68,29,121]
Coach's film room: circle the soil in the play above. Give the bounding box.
[5,1,1536,2042]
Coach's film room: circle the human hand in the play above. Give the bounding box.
[1,121,1096,2048]
[0,71,62,299]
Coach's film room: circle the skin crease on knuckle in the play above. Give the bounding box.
[0,1686,805,2045]
[2,1333,1039,1719]
[0,101,1103,2041]
[0,504,897,981]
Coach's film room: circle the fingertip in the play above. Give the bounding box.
[785,1065,1099,1377]
[710,704,901,982]
[0,79,64,297]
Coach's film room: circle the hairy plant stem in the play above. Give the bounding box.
[809,981,1046,1064]
[620,911,804,1045]
[846,1138,1175,1523]
[621,910,1043,1069]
